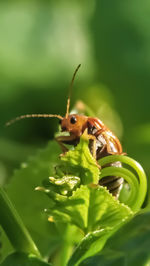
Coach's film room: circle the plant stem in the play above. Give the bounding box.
[0,187,41,257]
[60,241,72,266]
[60,226,73,266]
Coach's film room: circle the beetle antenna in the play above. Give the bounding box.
[6,114,63,126]
[65,64,81,118]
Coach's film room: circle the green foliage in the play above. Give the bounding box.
[43,185,132,234]
[99,155,147,211]
[81,212,150,266]
[60,136,100,186]
[35,135,138,265]
[2,142,61,259]
[0,187,40,257]
[0,252,51,266]
[0,132,148,265]
[66,184,132,265]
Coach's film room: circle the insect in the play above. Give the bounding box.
[6,64,124,197]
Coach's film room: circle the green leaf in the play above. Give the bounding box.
[38,135,99,197]
[0,187,40,257]
[41,137,132,235]
[0,252,51,266]
[35,136,134,265]
[81,212,150,266]
[3,132,139,265]
[0,230,2,260]
[49,175,80,196]
[3,141,61,258]
[67,228,113,266]
[48,185,132,233]
[60,136,100,185]
[65,186,132,265]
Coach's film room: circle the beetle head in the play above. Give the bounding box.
[60,114,88,137]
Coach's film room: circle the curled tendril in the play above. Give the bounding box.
[99,155,147,212]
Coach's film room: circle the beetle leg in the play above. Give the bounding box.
[87,135,101,169]
[55,137,69,153]
[55,135,77,155]
[99,143,107,154]
[106,138,116,154]
[101,132,120,155]
[88,135,97,159]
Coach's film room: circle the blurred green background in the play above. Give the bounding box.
[0,0,150,182]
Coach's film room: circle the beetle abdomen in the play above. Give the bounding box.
[99,160,124,198]
[89,131,124,198]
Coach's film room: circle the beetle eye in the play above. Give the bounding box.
[70,116,77,124]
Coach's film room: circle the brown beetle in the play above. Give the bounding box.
[6,65,124,197]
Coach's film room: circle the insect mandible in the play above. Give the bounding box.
[6,64,124,197]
